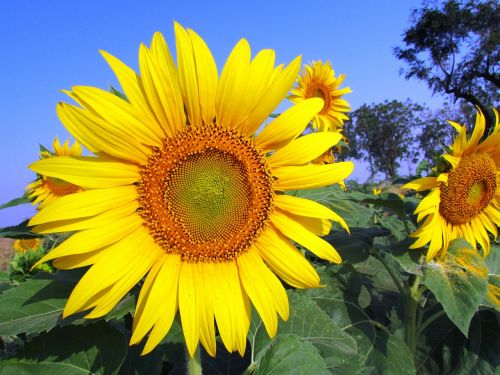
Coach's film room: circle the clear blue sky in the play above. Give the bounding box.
[0,0,445,227]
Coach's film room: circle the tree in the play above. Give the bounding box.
[348,100,424,180]
[394,0,499,130]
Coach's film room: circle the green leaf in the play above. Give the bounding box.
[485,242,500,275]
[0,220,39,239]
[39,143,51,154]
[0,270,132,336]
[325,227,390,265]
[0,271,12,294]
[423,239,489,336]
[110,85,128,101]
[380,238,424,276]
[0,321,127,375]
[254,335,329,375]
[298,266,415,374]
[0,195,31,210]
[484,275,500,312]
[0,271,78,336]
[250,290,357,370]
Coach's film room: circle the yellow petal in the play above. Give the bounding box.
[254,228,320,288]
[206,261,249,355]
[245,56,301,134]
[70,86,162,145]
[175,23,218,126]
[238,49,277,133]
[85,239,161,318]
[33,212,141,267]
[100,50,162,134]
[29,186,137,226]
[274,194,349,232]
[197,263,216,357]
[52,249,105,270]
[63,228,162,317]
[237,249,288,337]
[216,39,251,129]
[131,254,181,352]
[255,98,323,152]
[178,262,201,357]
[271,210,341,263]
[273,162,354,191]
[33,200,139,234]
[57,102,149,162]
[402,177,438,192]
[139,44,182,137]
[29,156,139,189]
[268,131,342,167]
[150,32,186,133]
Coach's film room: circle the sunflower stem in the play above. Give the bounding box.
[404,274,421,357]
[186,346,203,375]
[415,309,446,339]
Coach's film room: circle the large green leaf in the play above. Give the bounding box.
[0,270,134,336]
[0,271,79,335]
[378,238,424,276]
[0,271,11,294]
[326,227,390,264]
[423,239,489,336]
[254,335,329,375]
[249,290,357,371]
[0,321,127,375]
[300,266,415,374]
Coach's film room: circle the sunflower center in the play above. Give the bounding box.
[138,125,274,263]
[45,177,81,196]
[166,149,251,243]
[439,153,497,225]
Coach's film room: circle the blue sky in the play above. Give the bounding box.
[0,0,446,226]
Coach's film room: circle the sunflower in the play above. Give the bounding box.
[289,60,351,132]
[29,24,354,357]
[403,110,500,261]
[13,238,42,254]
[27,137,84,209]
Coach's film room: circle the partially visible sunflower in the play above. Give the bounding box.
[28,24,354,357]
[403,110,500,261]
[13,238,41,254]
[27,138,84,209]
[290,60,351,132]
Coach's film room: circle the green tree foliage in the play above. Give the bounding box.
[347,100,424,180]
[417,101,471,167]
[394,0,499,129]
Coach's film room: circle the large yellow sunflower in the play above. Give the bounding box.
[404,110,500,261]
[27,137,84,209]
[289,60,351,132]
[29,24,354,357]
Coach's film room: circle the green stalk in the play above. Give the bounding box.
[405,275,421,356]
[187,346,203,375]
[415,309,446,339]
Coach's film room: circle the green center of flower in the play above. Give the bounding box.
[467,180,487,205]
[165,149,251,243]
[439,153,497,225]
[137,125,274,263]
